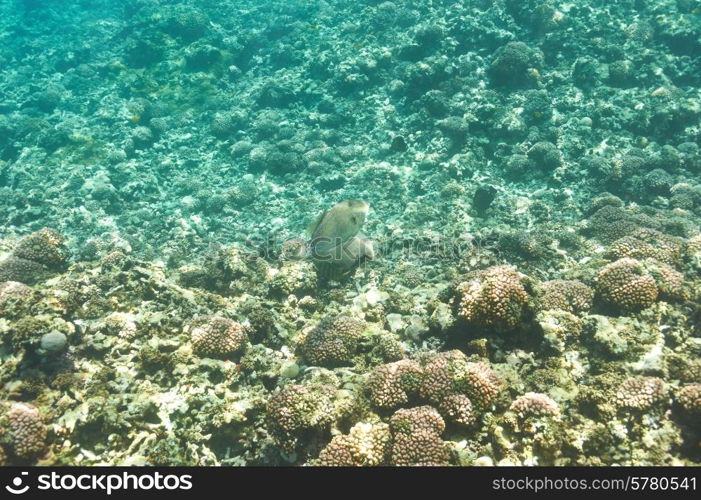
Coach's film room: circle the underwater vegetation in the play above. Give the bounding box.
[0,0,700,466]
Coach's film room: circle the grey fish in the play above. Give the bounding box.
[307,199,369,259]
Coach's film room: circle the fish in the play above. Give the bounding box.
[307,199,369,260]
[311,231,375,281]
[283,199,375,279]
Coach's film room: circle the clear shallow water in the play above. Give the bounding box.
[0,0,699,466]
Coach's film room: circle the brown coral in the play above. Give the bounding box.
[367,360,423,409]
[316,422,390,466]
[615,377,667,411]
[596,258,658,311]
[676,384,701,416]
[646,261,686,302]
[454,265,530,329]
[389,406,450,466]
[510,392,560,419]
[299,315,365,366]
[608,235,670,264]
[0,256,46,284]
[587,206,636,243]
[0,281,32,303]
[438,394,476,426]
[539,279,594,314]
[189,316,248,358]
[12,228,69,269]
[7,403,47,460]
[266,384,336,452]
[0,281,33,317]
[419,350,501,414]
[462,361,502,409]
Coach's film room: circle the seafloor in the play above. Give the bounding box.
[0,0,699,466]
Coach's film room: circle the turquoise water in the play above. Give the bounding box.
[0,0,699,466]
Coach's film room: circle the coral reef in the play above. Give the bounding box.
[265,384,336,453]
[299,315,365,367]
[453,266,531,330]
[3,403,47,461]
[595,258,659,311]
[539,280,594,315]
[615,377,668,412]
[367,360,423,410]
[388,406,450,466]
[510,393,560,420]
[0,0,698,468]
[315,422,390,466]
[188,316,248,359]
[676,385,701,416]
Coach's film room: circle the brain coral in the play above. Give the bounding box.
[189,316,248,358]
[299,315,365,367]
[6,403,47,460]
[596,258,658,311]
[453,265,530,330]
